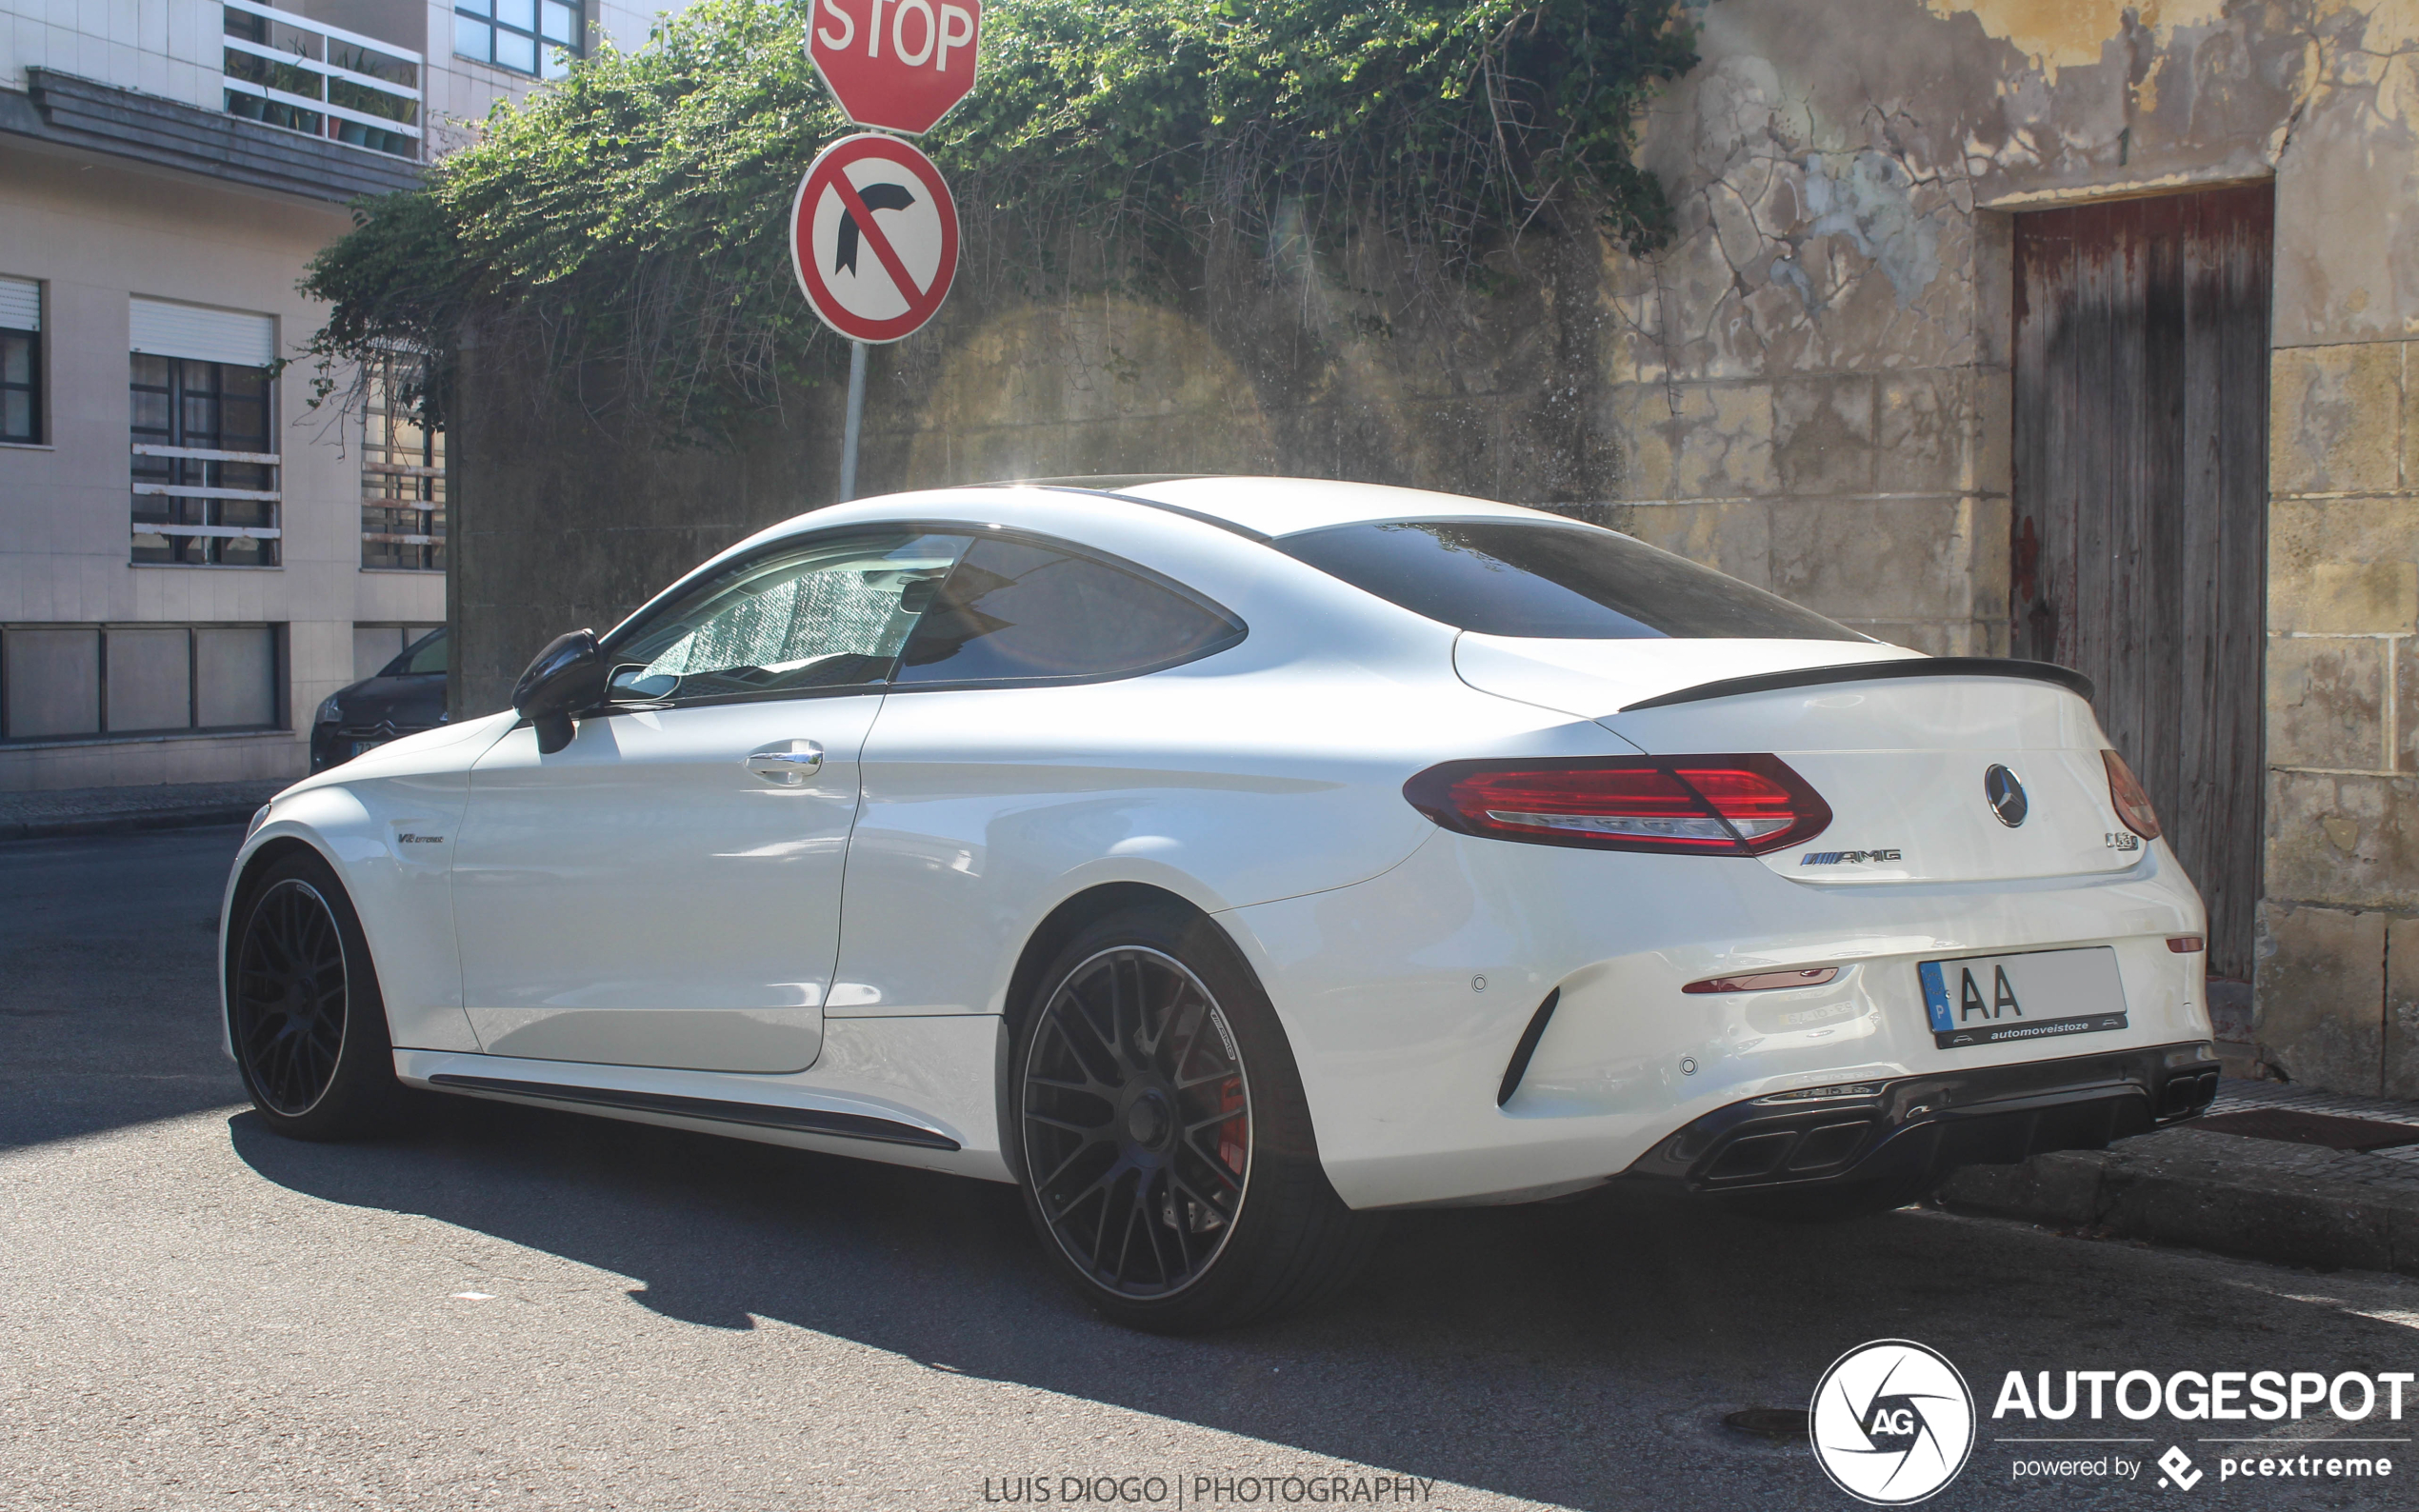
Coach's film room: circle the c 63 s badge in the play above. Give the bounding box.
[1803,849,1904,866]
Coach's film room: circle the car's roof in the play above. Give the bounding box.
[985,476,1566,540]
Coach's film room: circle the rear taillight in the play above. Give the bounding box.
[2104,749,2163,839]
[1403,755,1832,856]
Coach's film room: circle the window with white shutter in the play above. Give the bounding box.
[129,300,282,567]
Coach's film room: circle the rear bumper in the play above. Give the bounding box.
[1232,824,2211,1210]
[1621,1041,2222,1195]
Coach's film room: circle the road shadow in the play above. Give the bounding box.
[0,828,250,1149]
[229,1093,2419,1511]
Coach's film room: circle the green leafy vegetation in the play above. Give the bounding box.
[302,0,1693,443]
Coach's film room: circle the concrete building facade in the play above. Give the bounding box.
[0,0,680,789]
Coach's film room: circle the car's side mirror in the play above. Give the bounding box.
[512,628,607,754]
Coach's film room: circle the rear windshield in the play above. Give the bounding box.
[1273,520,1865,641]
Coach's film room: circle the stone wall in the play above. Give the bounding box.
[1570,0,2419,1093]
[449,0,2419,1095]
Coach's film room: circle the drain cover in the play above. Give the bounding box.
[2191,1109,2419,1151]
[1723,1406,1809,1441]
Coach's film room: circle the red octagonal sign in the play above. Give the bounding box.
[808,0,981,136]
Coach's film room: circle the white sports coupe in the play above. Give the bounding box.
[221,476,2220,1330]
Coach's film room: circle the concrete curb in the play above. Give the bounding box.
[0,806,257,843]
[1938,1128,2419,1277]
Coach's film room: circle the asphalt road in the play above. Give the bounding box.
[4,827,2416,1511]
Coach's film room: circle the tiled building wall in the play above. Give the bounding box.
[1,0,224,108]
[0,0,694,788]
[0,146,379,787]
[1,0,674,157]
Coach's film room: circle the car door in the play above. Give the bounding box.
[450,527,968,1072]
[833,532,1253,1020]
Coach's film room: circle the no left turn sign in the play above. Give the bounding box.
[790,132,961,345]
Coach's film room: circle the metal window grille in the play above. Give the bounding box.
[130,354,281,567]
[454,0,581,78]
[361,357,445,570]
[221,0,424,160]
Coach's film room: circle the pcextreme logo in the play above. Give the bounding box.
[1809,1340,1976,1504]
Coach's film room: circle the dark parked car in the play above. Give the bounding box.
[310,627,448,772]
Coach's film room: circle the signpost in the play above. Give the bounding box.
[798,0,982,500]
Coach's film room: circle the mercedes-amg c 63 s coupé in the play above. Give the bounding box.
[221,476,2220,1330]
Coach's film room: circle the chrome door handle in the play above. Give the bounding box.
[744,743,824,786]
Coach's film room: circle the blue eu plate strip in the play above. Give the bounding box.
[1919,960,1953,1032]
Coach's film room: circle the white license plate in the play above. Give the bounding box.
[1918,946,2128,1049]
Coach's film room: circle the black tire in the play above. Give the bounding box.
[1009,903,1382,1332]
[227,848,403,1141]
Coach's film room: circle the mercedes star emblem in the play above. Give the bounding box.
[1984,764,2028,827]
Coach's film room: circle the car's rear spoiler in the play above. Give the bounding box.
[1617,657,2095,713]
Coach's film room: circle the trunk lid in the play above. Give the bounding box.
[1453,634,2142,885]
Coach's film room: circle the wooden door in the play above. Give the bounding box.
[2010,183,2271,987]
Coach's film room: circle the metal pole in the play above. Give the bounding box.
[839,339,869,502]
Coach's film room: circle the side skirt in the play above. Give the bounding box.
[427,1072,961,1150]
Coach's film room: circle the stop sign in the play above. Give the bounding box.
[808,0,981,136]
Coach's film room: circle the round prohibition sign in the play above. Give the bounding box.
[790,131,960,344]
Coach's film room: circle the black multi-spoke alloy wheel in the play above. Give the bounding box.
[1011,904,1380,1332]
[229,849,402,1140]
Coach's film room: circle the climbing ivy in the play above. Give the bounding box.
[302,0,1694,444]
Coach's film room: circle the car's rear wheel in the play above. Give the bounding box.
[1010,905,1379,1332]
[229,849,403,1141]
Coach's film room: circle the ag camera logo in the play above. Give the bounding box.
[1810,1340,1976,1504]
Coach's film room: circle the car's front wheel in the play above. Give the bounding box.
[1010,905,1379,1332]
[228,849,403,1141]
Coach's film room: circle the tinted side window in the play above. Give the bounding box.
[1274,520,1866,641]
[895,537,1244,685]
[603,530,968,703]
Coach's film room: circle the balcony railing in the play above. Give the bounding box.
[221,0,423,161]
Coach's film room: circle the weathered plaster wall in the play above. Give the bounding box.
[1603,0,2419,1094]
[1596,0,2314,653]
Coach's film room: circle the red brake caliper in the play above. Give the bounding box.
[1217,1075,1247,1181]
